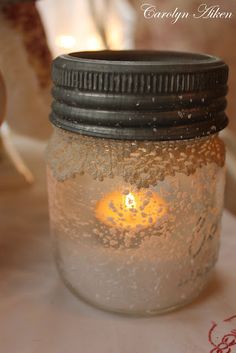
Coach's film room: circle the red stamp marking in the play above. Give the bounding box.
[208,315,236,353]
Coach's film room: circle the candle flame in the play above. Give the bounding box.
[125,193,136,209]
[95,190,167,230]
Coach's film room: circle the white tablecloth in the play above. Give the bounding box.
[0,137,236,353]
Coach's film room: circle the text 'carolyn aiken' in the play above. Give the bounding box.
[141,3,233,24]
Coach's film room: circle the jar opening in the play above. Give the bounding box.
[68,50,219,65]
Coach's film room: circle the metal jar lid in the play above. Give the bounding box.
[51,50,229,141]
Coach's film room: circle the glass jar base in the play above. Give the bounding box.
[57,265,209,317]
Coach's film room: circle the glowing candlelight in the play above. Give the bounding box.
[55,35,76,50]
[95,190,167,230]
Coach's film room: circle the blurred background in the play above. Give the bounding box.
[0,0,236,213]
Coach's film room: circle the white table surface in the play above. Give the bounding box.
[0,136,236,353]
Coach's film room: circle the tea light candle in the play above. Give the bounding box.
[95,190,167,230]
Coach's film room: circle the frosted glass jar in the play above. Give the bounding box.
[47,50,228,315]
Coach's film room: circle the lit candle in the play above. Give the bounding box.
[95,189,167,230]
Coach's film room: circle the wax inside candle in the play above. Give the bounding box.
[95,190,167,230]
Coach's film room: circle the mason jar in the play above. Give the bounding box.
[47,51,228,315]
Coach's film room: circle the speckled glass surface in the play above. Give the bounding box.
[47,127,226,315]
